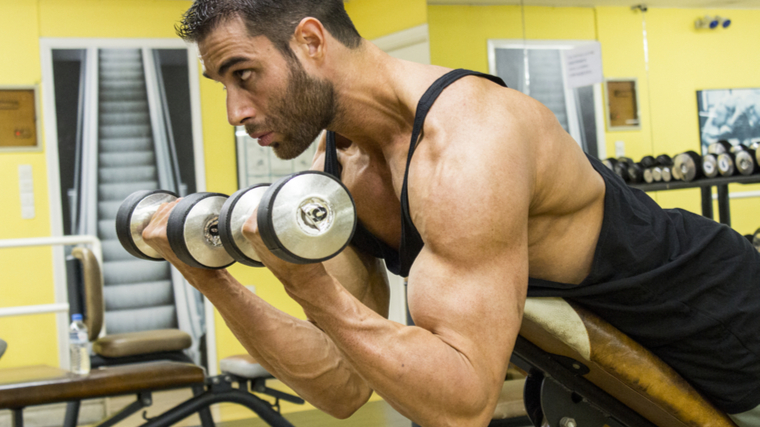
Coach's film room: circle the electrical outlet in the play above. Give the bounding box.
[615,141,626,158]
[245,285,256,294]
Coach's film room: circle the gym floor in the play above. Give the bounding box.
[91,389,412,427]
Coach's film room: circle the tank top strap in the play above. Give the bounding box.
[398,70,507,276]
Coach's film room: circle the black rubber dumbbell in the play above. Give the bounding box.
[628,156,656,184]
[219,171,357,265]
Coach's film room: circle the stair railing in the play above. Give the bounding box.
[142,48,203,364]
[142,48,180,195]
[68,50,88,236]
[77,48,100,238]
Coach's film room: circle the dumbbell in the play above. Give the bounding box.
[613,157,635,182]
[117,171,357,268]
[735,145,759,176]
[674,151,703,182]
[116,190,235,269]
[702,153,720,178]
[708,140,732,155]
[219,171,357,265]
[717,152,737,177]
[628,156,655,184]
[655,155,674,183]
[116,190,179,261]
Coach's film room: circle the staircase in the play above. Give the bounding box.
[526,49,570,133]
[95,48,177,334]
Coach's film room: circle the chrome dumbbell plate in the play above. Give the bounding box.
[167,192,234,270]
[257,171,357,264]
[218,184,269,267]
[116,190,178,261]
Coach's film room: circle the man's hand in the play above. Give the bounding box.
[241,207,328,297]
[141,199,213,281]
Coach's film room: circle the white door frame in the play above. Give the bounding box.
[39,38,212,370]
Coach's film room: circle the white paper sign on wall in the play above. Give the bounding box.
[564,44,603,89]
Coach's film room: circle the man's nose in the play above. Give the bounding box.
[226,88,256,126]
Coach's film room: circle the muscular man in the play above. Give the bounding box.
[142,1,760,425]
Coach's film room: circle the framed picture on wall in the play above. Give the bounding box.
[697,88,760,155]
[0,85,42,152]
[604,78,641,131]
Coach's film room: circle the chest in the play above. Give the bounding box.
[335,146,404,250]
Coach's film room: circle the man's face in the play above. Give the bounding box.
[199,17,337,159]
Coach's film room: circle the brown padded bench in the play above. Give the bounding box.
[0,362,204,426]
[513,297,739,427]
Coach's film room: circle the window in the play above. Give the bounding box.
[488,40,606,159]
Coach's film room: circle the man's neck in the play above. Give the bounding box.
[326,41,419,154]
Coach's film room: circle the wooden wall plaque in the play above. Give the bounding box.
[605,79,641,131]
[0,89,38,149]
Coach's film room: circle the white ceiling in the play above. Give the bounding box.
[427,0,760,8]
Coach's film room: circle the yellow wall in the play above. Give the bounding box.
[428,5,760,235]
[0,0,57,370]
[0,0,425,418]
[345,0,427,40]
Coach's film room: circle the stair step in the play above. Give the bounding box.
[100,151,155,168]
[99,181,159,201]
[99,62,142,73]
[99,166,157,184]
[101,239,136,262]
[99,220,117,240]
[103,259,171,285]
[99,49,141,59]
[100,80,145,92]
[100,112,150,126]
[100,100,149,114]
[100,69,144,81]
[104,305,177,334]
[99,124,152,139]
[98,201,122,219]
[104,281,174,311]
[99,89,146,102]
[99,137,153,153]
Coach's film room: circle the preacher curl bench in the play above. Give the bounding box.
[0,246,740,427]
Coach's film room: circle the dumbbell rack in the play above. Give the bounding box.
[630,174,760,227]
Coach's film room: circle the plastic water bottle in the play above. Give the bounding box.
[69,314,91,375]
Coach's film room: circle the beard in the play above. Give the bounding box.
[246,58,338,160]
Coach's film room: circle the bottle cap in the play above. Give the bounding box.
[72,313,83,322]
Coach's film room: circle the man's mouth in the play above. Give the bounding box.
[253,131,275,147]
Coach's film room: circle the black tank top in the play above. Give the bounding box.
[325,68,760,413]
[324,69,507,276]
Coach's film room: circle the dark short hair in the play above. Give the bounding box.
[176,0,362,56]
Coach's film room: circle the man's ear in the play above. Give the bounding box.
[293,17,326,61]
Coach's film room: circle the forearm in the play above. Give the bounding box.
[185,269,374,417]
[288,274,513,426]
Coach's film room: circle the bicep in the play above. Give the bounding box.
[406,128,533,385]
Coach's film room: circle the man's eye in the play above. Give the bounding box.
[237,70,252,81]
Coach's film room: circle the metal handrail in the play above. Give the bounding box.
[69,50,88,235]
[0,235,102,319]
[152,50,184,196]
[142,48,177,194]
[77,47,100,237]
